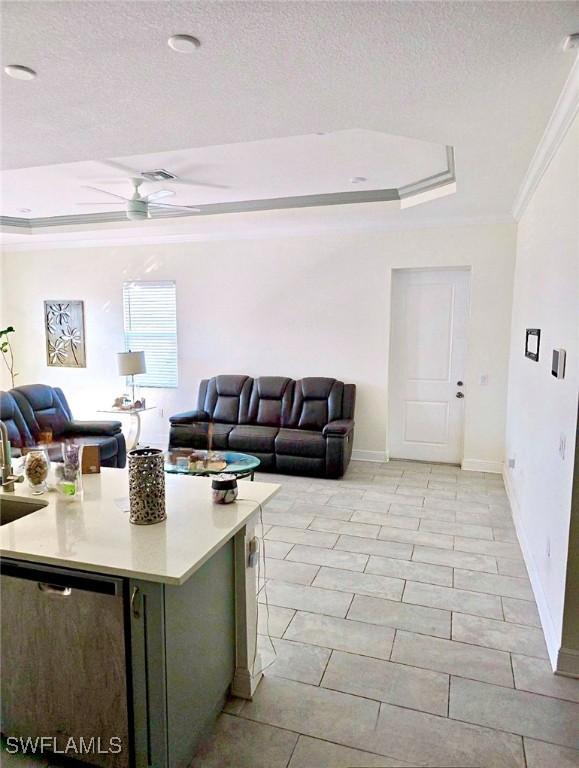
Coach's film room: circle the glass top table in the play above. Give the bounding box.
[164,450,260,480]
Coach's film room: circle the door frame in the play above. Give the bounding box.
[386,266,472,466]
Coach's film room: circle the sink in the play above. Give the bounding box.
[0,497,48,526]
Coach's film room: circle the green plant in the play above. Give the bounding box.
[0,326,17,388]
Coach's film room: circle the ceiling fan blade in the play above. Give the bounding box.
[81,185,130,201]
[100,159,141,176]
[146,189,175,202]
[172,178,229,190]
[76,202,126,205]
[149,202,201,212]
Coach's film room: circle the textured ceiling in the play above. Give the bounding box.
[1,0,578,230]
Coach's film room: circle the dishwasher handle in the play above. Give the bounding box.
[38,582,72,597]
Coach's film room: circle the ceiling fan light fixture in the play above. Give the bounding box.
[168,34,201,53]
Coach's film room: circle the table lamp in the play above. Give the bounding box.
[117,351,146,405]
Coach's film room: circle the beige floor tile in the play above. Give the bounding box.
[260,580,353,618]
[502,597,541,627]
[284,611,395,660]
[379,527,454,550]
[258,636,331,685]
[322,650,449,716]
[257,604,295,638]
[370,702,525,768]
[419,519,493,539]
[193,713,298,768]
[396,476,429,489]
[290,502,353,521]
[348,594,451,638]
[366,554,453,587]
[413,546,498,573]
[263,558,319,586]
[512,655,579,703]
[454,569,534,600]
[387,503,456,522]
[357,492,425,509]
[261,539,294,560]
[524,738,579,768]
[452,613,549,658]
[309,517,380,539]
[334,534,413,561]
[350,509,419,529]
[403,581,503,619]
[286,544,368,572]
[391,629,514,687]
[262,510,316,529]
[239,676,380,752]
[497,558,529,578]
[288,735,412,768]
[265,526,338,549]
[454,537,523,560]
[449,677,579,749]
[313,566,404,601]
[493,526,518,543]
[425,497,490,514]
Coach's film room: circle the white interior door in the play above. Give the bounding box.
[388,268,470,464]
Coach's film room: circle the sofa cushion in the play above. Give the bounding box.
[202,375,253,424]
[275,428,326,459]
[11,385,72,437]
[229,425,279,453]
[0,391,33,450]
[244,377,293,427]
[289,378,344,431]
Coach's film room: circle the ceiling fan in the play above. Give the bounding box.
[78,178,202,221]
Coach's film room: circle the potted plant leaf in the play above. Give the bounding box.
[0,326,18,387]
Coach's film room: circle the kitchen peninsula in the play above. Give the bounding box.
[0,468,279,768]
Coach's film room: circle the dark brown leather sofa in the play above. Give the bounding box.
[169,375,356,478]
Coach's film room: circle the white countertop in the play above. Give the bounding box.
[0,468,279,585]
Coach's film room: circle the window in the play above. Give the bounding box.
[122,280,178,388]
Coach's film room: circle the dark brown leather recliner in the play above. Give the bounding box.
[169,375,356,478]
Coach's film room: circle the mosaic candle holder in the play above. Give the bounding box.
[128,448,166,525]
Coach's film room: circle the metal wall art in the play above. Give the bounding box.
[44,300,86,368]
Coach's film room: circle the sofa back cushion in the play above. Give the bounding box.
[244,377,293,428]
[200,375,253,424]
[11,384,72,437]
[289,378,344,431]
[0,391,34,449]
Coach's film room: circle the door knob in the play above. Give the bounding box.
[456,392,465,399]
[457,381,464,387]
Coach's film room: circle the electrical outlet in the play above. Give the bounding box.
[546,537,551,559]
[508,457,516,469]
[559,433,566,461]
[480,374,489,386]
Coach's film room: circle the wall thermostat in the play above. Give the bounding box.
[552,348,566,379]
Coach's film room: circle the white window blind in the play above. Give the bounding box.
[122,280,178,388]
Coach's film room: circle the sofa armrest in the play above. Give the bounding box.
[64,420,123,437]
[169,409,211,425]
[323,419,354,437]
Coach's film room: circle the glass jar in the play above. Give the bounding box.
[57,442,83,497]
[24,449,50,494]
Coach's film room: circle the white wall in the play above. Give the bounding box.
[505,112,579,668]
[1,222,515,466]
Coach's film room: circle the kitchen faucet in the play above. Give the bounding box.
[0,420,24,492]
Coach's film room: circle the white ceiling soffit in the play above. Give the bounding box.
[0,131,455,233]
[1,0,578,241]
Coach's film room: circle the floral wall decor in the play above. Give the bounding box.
[44,301,86,368]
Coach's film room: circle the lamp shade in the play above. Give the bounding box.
[117,351,146,376]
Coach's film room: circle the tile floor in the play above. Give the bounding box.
[2,460,577,768]
[194,459,579,768]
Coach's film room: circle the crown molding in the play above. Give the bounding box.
[512,55,579,221]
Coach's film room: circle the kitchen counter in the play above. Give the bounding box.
[0,468,279,584]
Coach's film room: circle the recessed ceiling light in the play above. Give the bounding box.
[18,208,32,213]
[351,176,367,184]
[4,64,37,80]
[168,34,201,53]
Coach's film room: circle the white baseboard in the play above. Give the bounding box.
[351,449,387,463]
[556,647,579,679]
[503,467,560,670]
[461,458,503,474]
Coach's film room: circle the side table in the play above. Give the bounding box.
[97,406,156,451]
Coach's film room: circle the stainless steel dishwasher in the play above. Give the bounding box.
[1,559,130,768]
